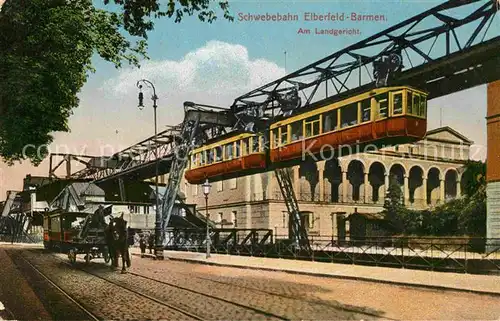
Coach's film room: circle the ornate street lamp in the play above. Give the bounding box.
[202,179,211,259]
[136,79,163,260]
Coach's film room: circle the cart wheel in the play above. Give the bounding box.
[68,249,76,264]
[84,252,92,264]
[103,248,110,264]
[126,250,131,268]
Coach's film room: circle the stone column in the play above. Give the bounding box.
[440,178,445,204]
[456,179,461,198]
[404,175,409,206]
[383,174,389,203]
[318,161,325,202]
[364,172,369,203]
[342,171,348,203]
[422,177,428,205]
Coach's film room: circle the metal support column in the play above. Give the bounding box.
[274,168,311,252]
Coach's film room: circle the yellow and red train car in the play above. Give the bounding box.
[270,86,427,162]
[185,133,266,184]
[184,86,427,184]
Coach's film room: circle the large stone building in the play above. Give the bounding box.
[175,126,472,238]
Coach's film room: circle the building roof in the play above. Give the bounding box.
[424,126,474,145]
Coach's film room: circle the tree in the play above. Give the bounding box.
[460,160,486,198]
[0,0,232,164]
[382,174,405,232]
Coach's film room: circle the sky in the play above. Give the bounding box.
[0,0,499,198]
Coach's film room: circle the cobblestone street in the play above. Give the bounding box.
[1,244,500,320]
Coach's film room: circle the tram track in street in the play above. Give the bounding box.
[127,271,291,320]
[22,249,204,320]
[6,250,101,321]
[73,266,205,321]
[46,252,286,320]
[132,264,388,320]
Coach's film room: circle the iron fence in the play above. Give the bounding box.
[164,229,500,275]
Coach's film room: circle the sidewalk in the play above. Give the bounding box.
[130,248,500,296]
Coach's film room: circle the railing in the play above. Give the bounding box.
[250,191,437,208]
[165,230,500,274]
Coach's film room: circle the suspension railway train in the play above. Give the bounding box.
[185,86,428,184]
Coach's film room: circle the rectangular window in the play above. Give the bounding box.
[280,126,288,146]
[361,99,371,122]
[231,211,237,227]
[243,138,250,155]
[224,143,233,160]
[230,178,237,189]
[290,121,302,141]
[252,136,260,153]
[235,141,240,158]
[301,212,314,229]
[413,94,421,116]
[207,150,214,164]
[420,96,427,117]
[271,129,279,148]
[407,92,413,115]
[376,93,388,119]
[305,115,320,137]
[200,151,206,166]
[322,110,338,132]
[341,103,358,128]
[215,146,223,162]
[217,180,223,192]
[393,92,403,115]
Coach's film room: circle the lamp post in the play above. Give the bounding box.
[136,79,164,260]
[202,179,211,259]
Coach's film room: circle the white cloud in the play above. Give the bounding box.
[105,40,285,103]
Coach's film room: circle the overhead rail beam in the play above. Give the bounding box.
[231,0,500,117]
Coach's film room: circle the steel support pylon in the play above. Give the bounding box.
[274,168,311,252]
[161,118,201,243]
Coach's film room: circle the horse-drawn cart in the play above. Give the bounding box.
[67,205,111,264]
[43,206,131,271]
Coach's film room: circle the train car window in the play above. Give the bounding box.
[305,115,320,137]
[207,149,214,164]
[252,136,260,152]
[215,146,223,162]
[341,103,358,128]
[243,138,250,155]
[224,144,233,160]
[191,154,196,168]
[290,121,302,141]
[200,151,206,166]
[235,141,240,157]
[280,126,288,145]
[407,92,413,114]
[271,129,279,148]
[413,94,421,116]
[376,93,388,119]
[420,96,427,117]
[393,92,403,115]
[361,99,371,122]
[322,110,338,132]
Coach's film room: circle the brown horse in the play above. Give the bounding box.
[104,214,131,273]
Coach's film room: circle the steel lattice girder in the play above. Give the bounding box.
[231,0,500,116]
